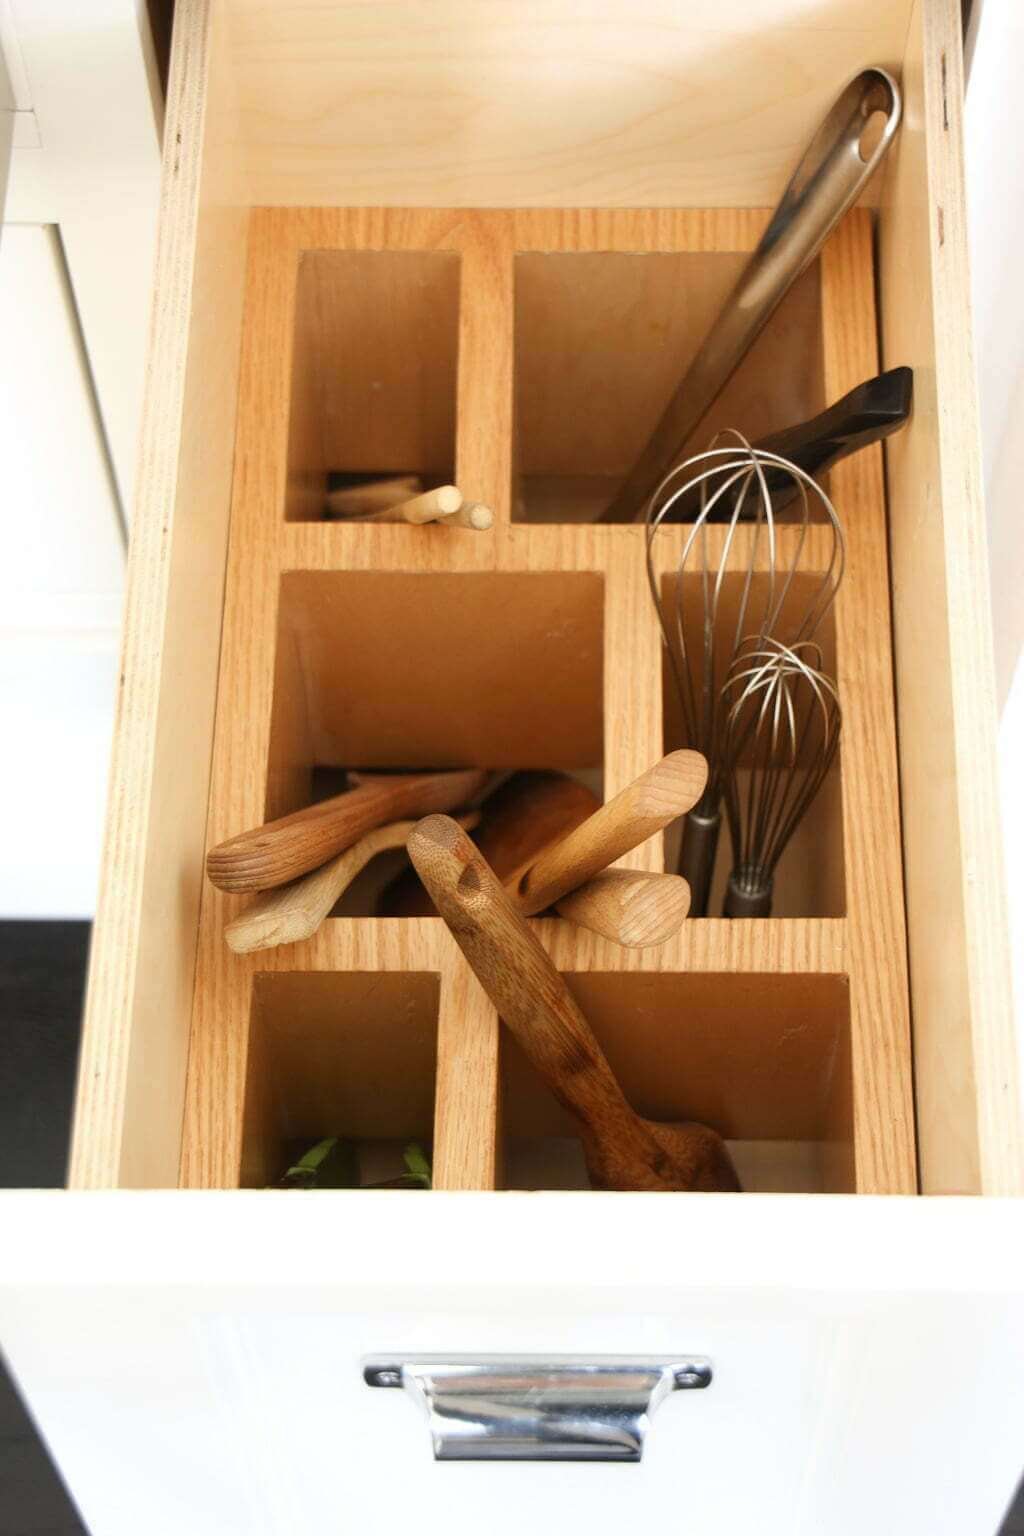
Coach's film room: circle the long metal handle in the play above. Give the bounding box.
[602,68,902,523]
[364,1354,712,1462]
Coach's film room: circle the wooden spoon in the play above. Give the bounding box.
[380,771,600,917]
[224,812,481,953]
[511,750,706,914]
[380,768,692,947]
[408,815,740,1193]
[206,768,488,893]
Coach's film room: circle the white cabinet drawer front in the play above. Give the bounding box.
[2,1193,1023,1535]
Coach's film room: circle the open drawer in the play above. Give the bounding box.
[5,1,1023,1531]
[67,0,1021,1202]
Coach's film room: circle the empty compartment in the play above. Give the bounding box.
[240,972,440,1188]
[266,570,604,912]
[501,972,853,1194]
[660,569,844,917]
[286,250,460,522]
[513,251,824,522]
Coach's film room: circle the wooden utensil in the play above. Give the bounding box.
[224,812,482,953]
[206,768,489,893]
[381,771,601,917]
[447,501,493,530]
[512,750,707,916]
[554,867,690,946]
[353,485,464,524]
[324,475,422,516]
[408,815,740,1192]
[381,769,692,946]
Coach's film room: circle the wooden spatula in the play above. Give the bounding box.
[511,750,707,915]
[206,768,488,893]
[379,771,600,917]
[224,812,481,953]
[408,814,740,1193]
[380,768,692,947]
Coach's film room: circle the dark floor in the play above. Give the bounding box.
[0,922,90,1536]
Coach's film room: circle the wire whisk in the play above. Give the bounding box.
[645,430,844,914]
[719,637,841,917]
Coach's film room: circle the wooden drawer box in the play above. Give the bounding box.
[68,0,1021,1202]
[4,4,1024,1531]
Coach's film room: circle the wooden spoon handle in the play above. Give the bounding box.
[377,770,599,918]
[225,812,481,953]
[353,485,463,524]
[407,815,656,1159]
[512,750,707,916]
[225,821,417,952]
[554,869,690,947]
[207,767,488,893]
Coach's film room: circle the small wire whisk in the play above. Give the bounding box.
[718,637,841,918]
[645,431,844,915]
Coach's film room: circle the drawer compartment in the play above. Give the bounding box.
[70,0,1022,1208]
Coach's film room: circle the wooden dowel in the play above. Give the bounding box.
[511,750,707,916]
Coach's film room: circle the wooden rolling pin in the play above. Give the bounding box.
[206,768,488,894]
[512,750,707,915]
[381,769,692,946]
[408,815,740,1192]
[225,812,481,953]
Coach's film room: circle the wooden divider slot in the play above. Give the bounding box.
[182,206,915,1198]
[502,972,854,1194]
[286,249,461,522]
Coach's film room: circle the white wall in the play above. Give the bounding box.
[965,0,1024,1082]
[0,224,124,916]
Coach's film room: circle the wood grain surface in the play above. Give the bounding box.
[409,816,740,1192]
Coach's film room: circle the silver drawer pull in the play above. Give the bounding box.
[363,1354,712,1462]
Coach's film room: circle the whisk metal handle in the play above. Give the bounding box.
[602,68,901,524]
[723,870,774,919]
[678,806,721,919]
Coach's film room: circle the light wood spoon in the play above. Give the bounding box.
[206,768,488,893]
[408,814,740,1193]
[225,812,481,953]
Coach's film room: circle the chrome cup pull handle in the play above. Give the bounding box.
[364,1354,712,1463]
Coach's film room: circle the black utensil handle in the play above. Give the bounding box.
[723,869,774,918]
[678,807,721,918]
[660,367,913,524]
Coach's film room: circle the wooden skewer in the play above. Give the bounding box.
[353,485,464,524]
[206,768,489,893]
[225,812,481,953]
[511,750,708,916]
[554,867,691,947]
[324,475,422,516]
[408,815,740,1192]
